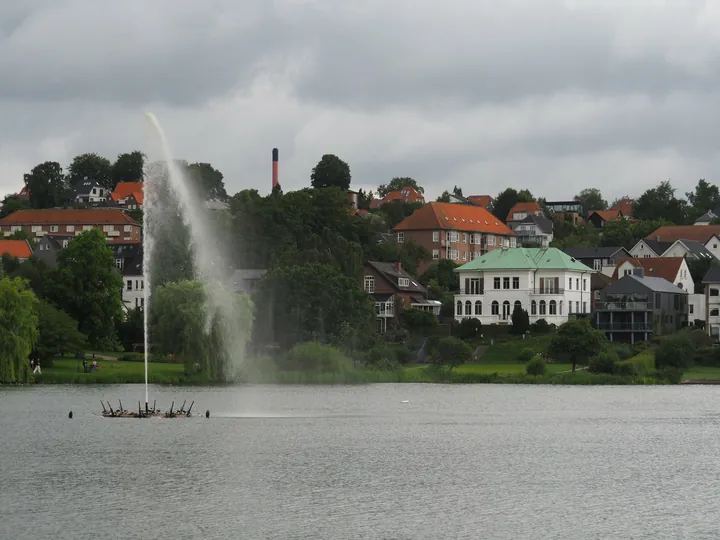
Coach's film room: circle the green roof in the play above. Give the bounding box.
[455,247,594,272]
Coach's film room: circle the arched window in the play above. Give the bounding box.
[531,300,537,315]
[559,300,563,315]
[549,300,557,315]
[491,301,499,315]
[475,301,482,315]
[465,300,472,315]
[456,301,463,316]
[539,300,547,315]
[514,300,522,312]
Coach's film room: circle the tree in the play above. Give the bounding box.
[117,307,144,352]
[688,256,720,289]
[574,188,607,213]
[401,308,438,334]
[46,229,124,348]
[686,179,720,212]
[9,257,51,299]
[0,194,31,218]
[550,223,600,249]
[310,154,351,190]
[491,188,534,222]
[0,277,39,383]
[35,301,86,365]
[356,188,374,210]
[634,181,689,225]
[526,355,546,376]
[67,153,112,189]
[599,219,670,250]
[436,191,451,203]
[455,318,482,340]
[377,177,424,197]
[24,161,68,209]
[376,200,424,229]
[548,319,607,372]
[510,305,530,335]
[185,162,228,201]
[453,185,463,197]
[432,336,472,369]
[111,151,145,187]
[421,259,460,291]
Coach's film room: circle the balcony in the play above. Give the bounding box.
[529,288,566,295]
[595,301,653,311]
[596,322,652,331]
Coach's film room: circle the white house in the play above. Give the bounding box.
[630,238,716,261]
[120,251,144,310]
[454,247,595,326]
[703,267,720,340]
[73,180,108,204]
[510,215,554,248]
[695,211,717,225]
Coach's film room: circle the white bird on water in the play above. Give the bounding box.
[401,400,410,404]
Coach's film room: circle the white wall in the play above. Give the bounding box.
[663,243,691,258]
[629,240,659,258]
[122,274,145,310]
[454,268,594,326]
[705,236,720,260]
[707,285,720,339]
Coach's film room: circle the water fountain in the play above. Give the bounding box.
[101,113,251,418]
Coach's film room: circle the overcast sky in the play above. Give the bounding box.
[1,0,719,202]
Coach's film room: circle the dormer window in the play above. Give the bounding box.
[398,278,409,287]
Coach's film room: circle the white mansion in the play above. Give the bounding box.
[454,247,596,325]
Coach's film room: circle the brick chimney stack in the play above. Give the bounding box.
[272,148,279,190]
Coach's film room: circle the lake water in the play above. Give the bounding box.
[2,384,720,539]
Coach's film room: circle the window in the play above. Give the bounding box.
[92,188,97,195]
[62,240,69,248]
[474,301,482,315]
[690,304,694,314]
[593,259,601,271]
[83,225,92,231]
[397,233,404,243]
[712,309,719,317]
[494,277,501,289]
[462,233,468,244]
[531,300,537,315]
[127,280,132,291]
[456,301,463,316]
[711,288,720,297]
[450,249,459,260]
[491,301,499,315]
[465,301,472,315]
[503,277,510,289]
[364,276,375,293]
[462,252,467,262]
[514,300,521,313]
[67,225,75,232]
[510,237,517,248]
[559,301,563,315]
[674,295,679,309]
[115,259,124,270]
[538,277,559,294]
[467,278,481,294]
[398,278,409,287]
[469,233,475,244]
[549,300,557,315]
[432,249,440,260]
[624,269,632,276]
[568,278,572,290]
[583,279,587,291]
[583,302,587,313]
[569,302,573,313]
[539,300,546,315]
[31,225,41,232]
[512,277,519,289]
[576,278,579,289]
[433,231,440,242]
[50,225,58,232]
[576,301,580,313]
[124,225,132,232]
[487,235,496,246]
[38,244,44,251]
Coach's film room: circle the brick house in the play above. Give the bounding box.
[0,209,141,242]
[392,202,516,274]
[0,239,33,262]
[362,261,440,332]
[587,209,623,229]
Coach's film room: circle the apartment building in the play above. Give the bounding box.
[0,209,141,242]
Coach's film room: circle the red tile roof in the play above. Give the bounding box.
[111,182,144,204]
[506,201,542,221]
[647,225,720,244]
[589,209,622,222]
[612,198,634,218]
[0,209,139,225]
[0,240,32,258]
[379,186,425,205]
[393,202,514,235]
[17,186,29,198]
[611,257,684,283]
[467,195,493,208]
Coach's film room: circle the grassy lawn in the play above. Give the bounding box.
[36,358,185,384]
[404,362,573,375]
[681,367,720,381]
[477,335,554,364]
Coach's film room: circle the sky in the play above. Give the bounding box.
[1,0,719,203]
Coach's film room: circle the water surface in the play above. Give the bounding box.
[2,384,720,539]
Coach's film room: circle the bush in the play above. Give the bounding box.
[401,308,438,334]
[694,346,720,367]
[510,306,530,335]
[622,351,655,375]
[454,318,483,341]
[655,367,683,384]
[616,362,636,377]
[517,348,535,364]
[432,336,473,369]
[612,344,633,361]
[531,319,551,334]
[280,341,354,373]
[655,333,696,370]
[526,355,546,376]
[589,349,620,375]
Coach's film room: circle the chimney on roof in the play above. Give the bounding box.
[393,262,402,273]
[656,235,660,242]
[633,268,644,278]
[272,148,279,190]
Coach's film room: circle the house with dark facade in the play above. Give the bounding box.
[561,246,631,277]
[362,261,440,332]
[594,268,689,343]
[510,214,553,248]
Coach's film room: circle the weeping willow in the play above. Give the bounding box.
[0,278,39,384]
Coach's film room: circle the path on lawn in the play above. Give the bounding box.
[556,366,589,373]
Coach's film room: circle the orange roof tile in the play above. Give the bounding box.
[611,257,684,283]
[506,201,542,221]
[647,225,720,244]
[589,209,622,222]
[380,186,424,205]
[0,240,32,258]
[111,182,144,204]
[0,209,139,226]
[393,202,514,235]
[612,198,634,218]
[467,195,493,208]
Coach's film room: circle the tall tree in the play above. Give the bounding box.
[24,161,68,209]
[634,181,689,225]
[310,154,351,190]
[377,177,424,197]
[574,188,607,213]
[599,219,670,250]
[67,153,113,189]
[35,301,86,365]
[46,229,124,348]
[0,277,39,383]
[111,151,145,187]
[186,162,228,201]
[453,185,463,197]
[356,188,374,210]
[548,319,607,372]
[0,194,31,218]
[491,188,533,222]
[436,191,451,202]
[686,179,720,212]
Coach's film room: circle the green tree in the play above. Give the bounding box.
[510,305,530,335]
[111,151,145,187]
[526,355,546,376]
[356,188,374,210]
[432,336,472,369]
[186,162,228,201]
[0,194,31,218]
[0,277,39,383]
[9,257,51,298]
[686,179,720,214]
[117,307,144,352]
[46,229,124,348]
[436,191,451,203]
[376,200,424,229]
[599,219,670,250]
[35,301,86,365]
[421,260,460,291]
[24,161,68,209]
[634,181,689,224]
[491,188,534,222]
[377,177,424,197]
[550,223,600,249]
[67,153,113,189]
[401,308,438,334]
[548,319,607,372]
[310,154,351,190]
[574,188,607,213]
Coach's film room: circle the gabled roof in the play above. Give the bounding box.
[588,209,622,222]
[466,195,493,208]
[366,261,426,294]
[38,235,66,250]
[666,239,715,259]
[0,239,32,258]
[393,202,514,235]
[111,182,144,204]
[73,180,104,197]
[636,238,673,256]
[561,246,629,260]
[592,272,612,290]
[610,257,684,283]
[695,211,716,224]
[517,214,553,234]
[647,225,720,244]
[0,208,138,225]
[702,267,720,283]
[611,198,634,218]
[378,186,424,206]
[506,201,542,221]
[456,247,594,272]
[618,274,688,294]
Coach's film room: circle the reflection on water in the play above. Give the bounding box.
[2,384,720,539]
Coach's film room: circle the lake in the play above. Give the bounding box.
[2,384,720,539]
